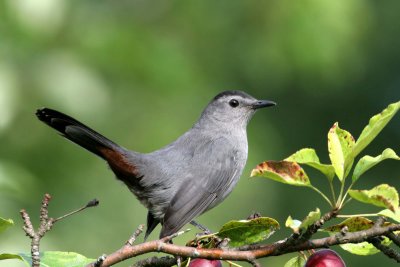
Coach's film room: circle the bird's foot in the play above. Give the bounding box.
[190,220,212,235]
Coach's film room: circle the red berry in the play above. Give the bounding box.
[188,258,222,267]
[305,249,346,267]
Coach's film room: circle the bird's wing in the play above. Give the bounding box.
[160,137,240,238]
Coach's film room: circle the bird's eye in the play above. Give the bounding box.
[229,99,239,108]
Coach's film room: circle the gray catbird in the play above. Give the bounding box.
[36,90,275,239]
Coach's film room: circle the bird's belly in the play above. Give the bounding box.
[129,184,174,219]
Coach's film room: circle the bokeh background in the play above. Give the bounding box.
[1,0,399,266]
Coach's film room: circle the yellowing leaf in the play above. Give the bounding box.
[352,148,400,182]
[285,148,335,181]
[251,161,310,187]
[324,217,374,232]
[352,101,400,158]
[327,123,355,181]
[378,209,400,223]
[323,217,392,255]
[349,184,399,212]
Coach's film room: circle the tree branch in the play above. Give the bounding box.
[86,221,400,267]
[20,194,99,267]
[20,194,54,267]
[22,195,400,266]
[365,216,400,263]
[131,256,176,267]
[369,237,400,263]
[386,232,400,247]
[279,208,338,252]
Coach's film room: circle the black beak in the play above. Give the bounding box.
[252,100,276,109]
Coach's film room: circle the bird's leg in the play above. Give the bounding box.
[176,255,182,267]
[166,236,182,266]
[190,220,212,234]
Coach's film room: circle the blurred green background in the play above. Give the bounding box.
[1,0,399,266]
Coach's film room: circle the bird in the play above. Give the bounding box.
[35,90,276,239]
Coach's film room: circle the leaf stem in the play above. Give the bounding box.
[226,260,244,267]
[342,198,353,207]
[336,180,346,208]
[310,186,333,207]
[329,181,337,205]
[337,213,379,218]
[338,181,355,208]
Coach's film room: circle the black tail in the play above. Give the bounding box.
[36,108,120,158]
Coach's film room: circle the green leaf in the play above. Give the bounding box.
[217,217,279,247]
[327,122,355,181]
[285,148,335,181]
[349,184,399,212]
[0,217,14,234]
[352,101,400,159]
[352,148,400,183]
[299,208,321,231]
[286,208,321,234]
[323,217,391,255]
[340,241,389,255]
[284,255,306,267]
[0,253,24,261]
[378,209,400,223]
[285,216,302,234]
[19,251,95,267]
[251,161,310,187]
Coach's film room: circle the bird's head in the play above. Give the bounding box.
[198,90,276,129]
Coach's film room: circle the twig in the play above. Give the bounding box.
[369,237,400,263]
[126,224,145,246]
[131,256,176,267]
[300,208,338,240]
[277,208,338,252]
[20,194,99,267]
[20,194,53,267]
[54,198,99,223]
[162,228,191,243]
[92,227,189,267]
[386,232,400,247]
[94,254,107,267]
[367,217,400,263]
[248,259,261,267]
[20,209,35,238]
[374,216,386,227]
